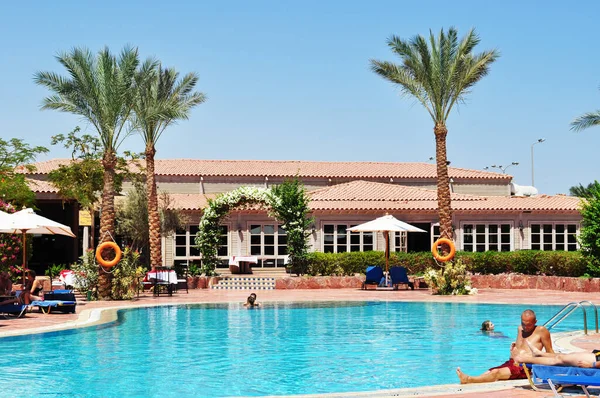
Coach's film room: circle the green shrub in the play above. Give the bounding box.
[302,250,587,277]
[111,247,146,300]
[423,259,475,295]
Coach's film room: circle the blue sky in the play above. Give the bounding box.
[1,1,598,195]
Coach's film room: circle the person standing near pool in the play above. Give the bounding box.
[457,309,554,384]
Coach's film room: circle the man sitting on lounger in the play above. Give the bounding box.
[515,340,600,368]
[457,309,554,384]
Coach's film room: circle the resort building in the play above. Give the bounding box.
[22,159,582,270]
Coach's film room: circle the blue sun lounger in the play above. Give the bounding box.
[532,364,600,397]
[30,290,77,314]
[389,266,414,290]
[0,303,28,318]
[362,266,384,289]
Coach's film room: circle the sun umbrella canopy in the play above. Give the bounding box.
[0,208,76,283]
[0,208,75,237]
[349,215,426,286]
[348,215,426,233]
[0,210,13,229]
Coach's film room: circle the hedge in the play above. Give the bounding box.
[303,250,587,277]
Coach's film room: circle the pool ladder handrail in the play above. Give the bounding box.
[543,301,598,335]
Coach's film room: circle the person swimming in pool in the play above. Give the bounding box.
[515,340,600,368]
[244,293,260,307]
[457,309,554,384]
[480,320,508,338]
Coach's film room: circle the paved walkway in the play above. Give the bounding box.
[2,288,599,397]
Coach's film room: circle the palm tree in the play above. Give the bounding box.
[35,46,141,299]
[571,86,600,132]
[570,181,600,198]
[133,65,206,270]
[371,28,499,239]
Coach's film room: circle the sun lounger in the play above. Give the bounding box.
[30,290,77,314]
[0,303,28,318]
[531,364,600,397]
[31,300,77,314]
[389,266,414,290]
[362,266,384,289]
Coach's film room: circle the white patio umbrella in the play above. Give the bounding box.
[349,215,426,285]
[0,208,76,283]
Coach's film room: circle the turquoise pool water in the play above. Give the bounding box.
[0,302,585,397]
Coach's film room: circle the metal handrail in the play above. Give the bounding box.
[543,301,598,335]
[579,300,599,334]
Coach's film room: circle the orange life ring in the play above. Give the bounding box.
[432,238,456,262]
[96,241,122,268]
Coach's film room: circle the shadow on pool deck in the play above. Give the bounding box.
[2,287,600,397]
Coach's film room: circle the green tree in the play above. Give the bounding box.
[370,28,499,239]
[578,181,600,275]
[571,86,600,131]
[570,181,600,198]
[116,182,187,268]
[48,127,104,249]
[269,178,314,275]
[0,138,49,208]
[35,46,144,299]
[133,65,206,269]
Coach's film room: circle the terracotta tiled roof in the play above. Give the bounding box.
[16,159,71,174]
[165,194,216,210]
[147,182,580,213]
[309,180,483,201]
[26,178,59,193]
[21,158,509,180]
[308,181,581,213]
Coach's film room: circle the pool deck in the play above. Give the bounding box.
[2,287,599,398]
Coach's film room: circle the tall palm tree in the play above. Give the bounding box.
[571,86,600,132]
[133,65,206,269]
[371,28,499,239]
[35,46,141,298]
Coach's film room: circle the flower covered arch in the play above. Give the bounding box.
[195,181,313,276]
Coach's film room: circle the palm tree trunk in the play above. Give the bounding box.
[434,122,454,240]
[146,145,162,271]
[98,151,117,299]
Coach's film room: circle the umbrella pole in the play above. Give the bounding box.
[22,232,27,285]
[385,231,389,285]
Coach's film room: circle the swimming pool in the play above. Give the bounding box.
[0,301,585,397]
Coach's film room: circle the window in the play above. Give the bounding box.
[432,224,441,243]
[174,224,229,259]
[392,231,407,252]
[462,223,512,252]
[249,224,287,267]
[530,223,578,251]
[322,223,373,253]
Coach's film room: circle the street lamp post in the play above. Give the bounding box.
[530,138,545,186]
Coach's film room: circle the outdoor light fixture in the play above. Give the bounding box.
[489,162,519,174]
[519,221,524,231]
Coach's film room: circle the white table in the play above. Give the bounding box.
[229,256,258,274]
[145,270,178,284]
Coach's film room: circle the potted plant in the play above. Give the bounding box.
[188,263,200,289]
[45,264,64,291]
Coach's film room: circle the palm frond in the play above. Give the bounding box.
[373,27,499,124]
[571,111,600,132]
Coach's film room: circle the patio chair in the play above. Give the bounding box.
[530,364,600,397]
[389,266,414,290]
[176,266,189,294]
[362,266,383,289]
